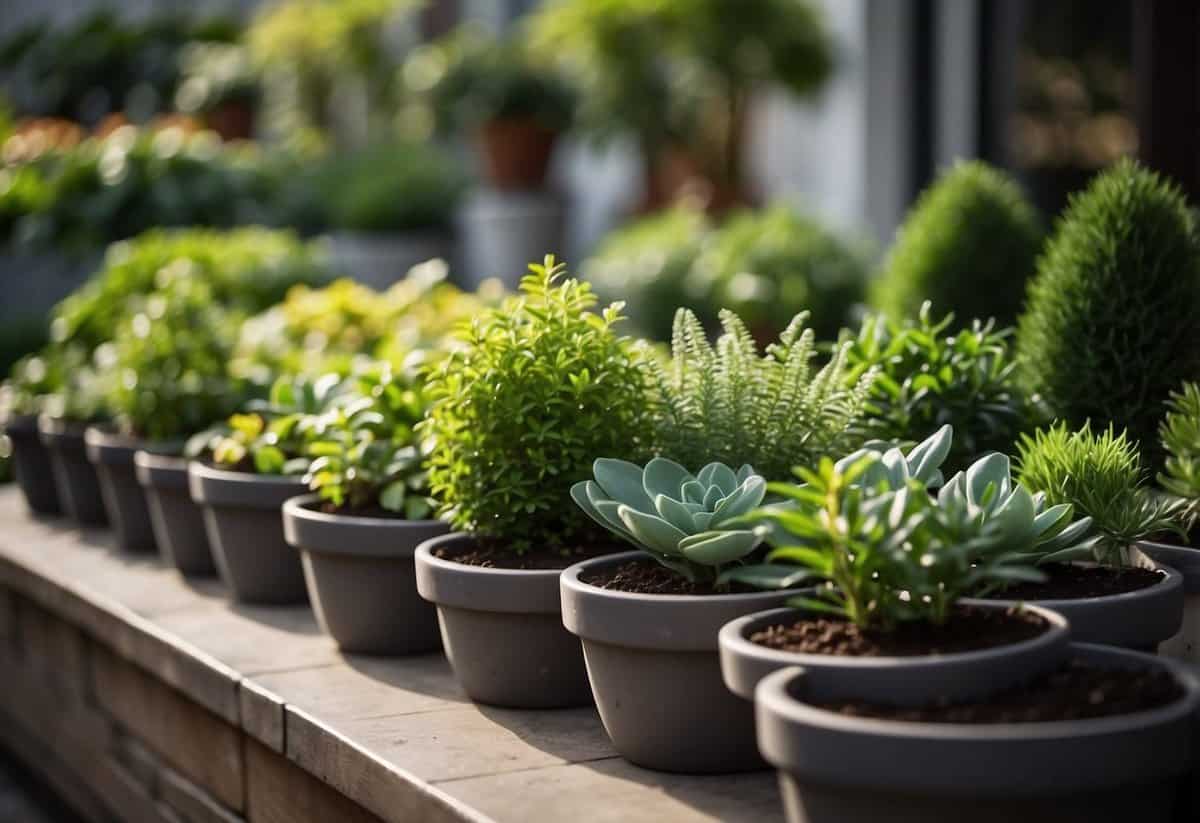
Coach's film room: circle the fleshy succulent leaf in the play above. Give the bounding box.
[594,458,655,511]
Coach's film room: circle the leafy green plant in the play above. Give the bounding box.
[872,160,1042,327]
[422,256,652,552]
[304,362,434,518]
[695,203,870,341]
[186,374,338,475]
[1016,159,1200,466]
[0,350,65,418]
[572,458,765,582]
[649,307,874,482]
[841,303,1038,473]
[1016,422,1182,565]
[727,427,1093,630]
[1160,382,1200,536]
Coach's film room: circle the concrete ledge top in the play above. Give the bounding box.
[0,490,782,823]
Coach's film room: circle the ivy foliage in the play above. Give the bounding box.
[649,307,874,481]
[1016,159,1200,466]
[872,160,1042,327]
[841,302,1038,474]
[422,256,652,551]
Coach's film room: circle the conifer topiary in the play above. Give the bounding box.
[1016,158,1200,465]
[872,160,1042,326]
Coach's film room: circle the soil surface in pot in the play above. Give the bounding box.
[819,659,1184,723]
[435,540,616,570]
[580,558,758,595]
[979,563,1164,600]
[751,606,1046,657]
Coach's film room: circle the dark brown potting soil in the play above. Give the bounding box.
[981,563,1164,600]
[437,541,617,570]
[750,606,1047,657]
[580,558,758,595]
[820,659,1185,723]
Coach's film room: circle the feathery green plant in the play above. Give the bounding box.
[872,160,1042,326]
[1159,382,1200,536]
[650,307,874,481]
[1017,422,1182,565]
[1016,159,1200,467]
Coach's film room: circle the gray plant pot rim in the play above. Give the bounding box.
[188,461,307,510]
[36,415,90,445]
[561,550,799,651]
[3,413,38,437]
[722,603,1068,676]
[282,493,450,558]
[134,451,189,490]
[757,642,1200,740]
[1137,541,1200,593]
[414,532,569,615]
[962,561,1183,609]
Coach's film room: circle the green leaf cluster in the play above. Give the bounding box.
[1160,382,1200,535]
[842,302,1038,473]
[871,161,1042,327]
[422,256,652,552]
[649,307,874,481]
[304,362,435,519]
[1016,422,1182,565]
[1016,158,1200,466]
[572,458,766,582]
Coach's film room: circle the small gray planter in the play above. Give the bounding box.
[188,463,307,605]
[1139,540,1200,663]
[38,416,107,526]
[755,643,1200,823]
[963,560,1184,651]
[327,231,450,290]
[560,551,794,773]
[283,494,449,655]
[719,604,1069,707]
[85,428,158,553]
[4,414,60,515]
[135,452,215,576]
[414,532,593,708]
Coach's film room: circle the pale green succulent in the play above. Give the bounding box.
[571,458,767,582]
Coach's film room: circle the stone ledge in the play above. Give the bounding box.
[0,490,782,823]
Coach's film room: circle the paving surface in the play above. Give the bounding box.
[0,489,784,823]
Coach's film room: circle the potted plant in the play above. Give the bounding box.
[992,422,1185,649]
[1147,381,1200,660]
[36,352,110,526]
[282,362,448,655]
[187,375,334,605]
[1,352,64,515]
[558,308,876,773]
[412,25,575,190]
[719,426,1095,712]
[414,256,651,708]
[754,645,1199,823]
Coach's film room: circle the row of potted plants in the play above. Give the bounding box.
[5,159,1200,821]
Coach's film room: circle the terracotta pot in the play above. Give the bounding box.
[477,118,559,190]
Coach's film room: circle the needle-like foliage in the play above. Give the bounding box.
[1159,382,1200,536]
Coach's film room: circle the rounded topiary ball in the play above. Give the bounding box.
[1016,158,1200,465]
[872,160,1042,326]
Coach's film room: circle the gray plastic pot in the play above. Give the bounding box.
[560,551,795,773]
[756,643,1200,823]
[720,604,1070,708]
[963,558,1184,651]
[3,414,60,515]
[414,533,594,708]
[135,452,215,576]
[1139,540,1200,663]
[85,428,158,553]
[188,462,307,605]
[37,416,107,525]
[283,495,449,655]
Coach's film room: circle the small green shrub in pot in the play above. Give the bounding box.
[1,351,68,514]
[1016,158,1200,468]
[1000,422,1186,649]
[414,256,653,708]
[871,160,1042,327]
[283,362,449,654]
[841,302,1039,474]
